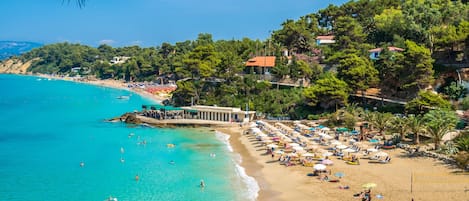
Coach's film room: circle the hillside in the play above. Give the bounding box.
[0,41,42,60]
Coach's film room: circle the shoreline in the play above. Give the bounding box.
[33,74,168,103]
[218,125,469,201]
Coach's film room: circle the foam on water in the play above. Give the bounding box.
[215,131,260,201]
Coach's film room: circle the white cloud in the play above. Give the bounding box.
[130,40,143,46]
[99,39,116,45]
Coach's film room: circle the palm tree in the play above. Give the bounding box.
[407,114,424,144]
[422,109,458,150]
[370,112,393,135]
[390,116,408,141]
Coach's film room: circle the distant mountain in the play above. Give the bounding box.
[0,41,42,60]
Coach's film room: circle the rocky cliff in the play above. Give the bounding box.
[0,59,36,74]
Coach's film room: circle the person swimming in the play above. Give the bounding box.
[120,147,125,154]
[80,162,85,167]
[135,174,139,181]
[169,160,175,165]
[120,158,125,163]
[200,179,205,188]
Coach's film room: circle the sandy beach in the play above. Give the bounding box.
[218,125,469,201]
[36,74,169,103]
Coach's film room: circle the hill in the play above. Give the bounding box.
[0,41,42,60]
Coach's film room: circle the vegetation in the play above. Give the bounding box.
[5,0,468,120]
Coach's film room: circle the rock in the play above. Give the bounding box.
[123,113,142,124]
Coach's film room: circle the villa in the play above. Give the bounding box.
[316,35,335,45]
[369,46,404,60]
[244,56,276,80]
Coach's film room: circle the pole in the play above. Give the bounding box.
[411,171,413,194]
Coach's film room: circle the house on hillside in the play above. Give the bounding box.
[369,46,404,60]
[316,35,335,45]
[110,56,131,64]
[244,56,276,80]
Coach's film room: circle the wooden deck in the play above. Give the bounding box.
[136,115,239,127]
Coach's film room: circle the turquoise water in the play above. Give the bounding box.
[0,74,255,201]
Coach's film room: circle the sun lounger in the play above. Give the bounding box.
[346,161,360,165]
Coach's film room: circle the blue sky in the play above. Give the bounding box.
[0,0,348,47]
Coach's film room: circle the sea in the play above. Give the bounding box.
[0,74,258,201]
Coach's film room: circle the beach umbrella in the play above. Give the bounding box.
[266,144,278,148]
[321,159,334,165]
[302,153,314,157]
[362,183,377,189]
[293,146,304,151]
[330,140,342,145]
[323,135,333,140]
[334,172,345,178]
[288,153,298,157]
[367,148,378,152]
[288,143,300,147]
[343,148,356,153]
[322,152,333,157]
[321,127,331,131]
[375,152,388,157]
[313,164,327,171]
[336,145,348,149]
[369,139,379,143]
[274,150,284,154]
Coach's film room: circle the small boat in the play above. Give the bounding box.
[116,95,130,99]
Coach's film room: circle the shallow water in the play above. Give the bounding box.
[0,74,254,201]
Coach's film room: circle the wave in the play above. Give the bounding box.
[215,131,259,201]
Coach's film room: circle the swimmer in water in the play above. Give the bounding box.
[135,174,139,181]
[169,160,175,165]
[120,158,125,163]
[120,147,125,154]
[200,179,205,188]
[80,162,85,167]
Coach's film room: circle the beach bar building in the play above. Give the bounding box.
[142,105,256,123]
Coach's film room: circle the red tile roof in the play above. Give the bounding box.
[369,46,404,53]
[245,56,276,67]
[316,35,335,40]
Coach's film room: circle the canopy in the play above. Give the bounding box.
[362,183,377,189]
[321,159,334,165]
[266,144,278,148]
[336,145,348,150]
[313,164,327,170]
[336,127,348,132]
[301,153,314,157]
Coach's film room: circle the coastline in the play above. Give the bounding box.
[33,74,168,103]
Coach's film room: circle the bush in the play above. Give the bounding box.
[453,151,469,170]
[460,97,469,110]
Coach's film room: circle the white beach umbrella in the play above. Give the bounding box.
[336,145,348,150]
[302,153,314,157]
[330,140,342,146]
[313,164,327,170]
[274,150,284,154]
[266,144,278,148]
[288,153,298,157]
[343,148,356,153]
[323,135,333,140]
[305,145,318,150]
[293,146,304,151]
[288,143,300,147]
[375,152,388,157]
[257,133,268,137]
[322,152,333,157]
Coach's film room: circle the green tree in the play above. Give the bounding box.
[402,40,434,96]
[406,90,452,114]
[422,109,458,150]
[303,73,350,110]
[407,114,425,144]
[337,54,379,92]
[332,16,368,53]
[443,81,467,101]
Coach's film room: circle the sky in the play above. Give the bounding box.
[0,0,348,47]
